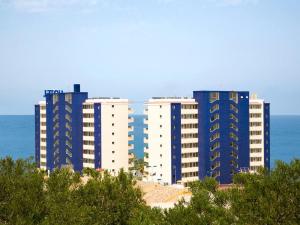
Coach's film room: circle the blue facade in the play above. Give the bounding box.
[193,91,250,184]
[94,103,102,169]
[41,84,88,172]
[35,105,40,168]
[264,103,270,170]
[171,103,182,184]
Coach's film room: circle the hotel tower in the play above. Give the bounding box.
[35,84,134,173]
[144,91,270,185]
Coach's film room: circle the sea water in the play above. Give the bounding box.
[0,115,299,168]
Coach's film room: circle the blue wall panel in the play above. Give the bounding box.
[171,103,182,184]
[94,103,102,169]
[264,103,271,170]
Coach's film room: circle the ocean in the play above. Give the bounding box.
[0,115,299,168]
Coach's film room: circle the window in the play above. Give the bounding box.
[112,123,115,126]
[250,113,261,118]
[112,132,115,136]
[181,124,198,129]
[160,115,162,118]
[112,142,115,145]
[230,104,238,113]
[83,158,94,164]
[230,114,238,123]
[210,104,219,113]
[112,114,114,118]
[181,143,198,148]
[83,122,94,127]
[210,123,220,132]
[210,132,220,142]
[112,160,115,163]
[112,105,115,108]
[182,152,198,158]
[210,92,219,103]
[250,157,262,162]
[83,104,93,109]
[112,151,115,154]
[210,142,220,151]
[181,114,198,119]
[83,150,94,154]
[181,162,198,168]
[160,144,162,147]
[250,131,262,136]
[250,122,262,127]
[181,104,198,109]
[250,139,262,144]
[250,104,261,109]
[83,131,94,136]
[182,172,198,178]
[83,114,93,118]
[160,135,162,138]
[83,140,94,145]
[210,113,219,122]
[230,123,238,131]
[229,92,238,103]
[230,132,238,141]
[250,148,262,153]
[181,133,198,139]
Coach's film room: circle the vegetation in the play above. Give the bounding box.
[0,157,299,225]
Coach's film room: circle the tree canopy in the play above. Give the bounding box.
[0,157,299,225]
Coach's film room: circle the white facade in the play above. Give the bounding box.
[144,98,198,186]
[39,101,47,170]
[249,94,265,172]
[82,98,133,174]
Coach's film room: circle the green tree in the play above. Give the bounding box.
[164,178,235,225]
[0,157,46,225]
[231,159,300,225]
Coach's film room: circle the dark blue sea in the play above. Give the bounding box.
[0,115,299,168]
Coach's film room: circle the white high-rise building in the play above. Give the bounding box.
[249,94,270,172]
[82,98,134,174]
[144,98,199,186]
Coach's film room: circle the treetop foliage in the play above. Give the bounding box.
[0,157,299,225]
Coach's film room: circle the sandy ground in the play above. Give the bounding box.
[136,181,192,208]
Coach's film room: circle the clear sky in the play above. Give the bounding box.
[0,0,299,115]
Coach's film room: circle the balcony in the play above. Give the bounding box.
[211,162,220,170]
[144,146,149,153]
[128,116,134,123]
[210,142,220,151]
[144,108,148,114]
[128,134,134,141]
[144,118,148,124]
[144,137,148,144]
[144,127,148,134]
[128,108,134,114]
[128,126,134,132]
[128,143,134,150]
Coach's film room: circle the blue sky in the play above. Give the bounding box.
[0,0,299,114]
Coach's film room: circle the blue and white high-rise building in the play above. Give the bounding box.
[193,91,250,184]
[144,91,270,185]
[35,84,134,173]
